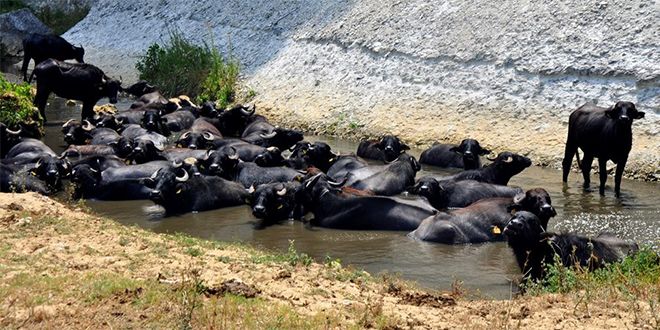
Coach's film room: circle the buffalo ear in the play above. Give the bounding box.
[478,148,491,156]
[605,106,617,118]
[401,143,410,151]
[512,192,526,205]
[634,111,645,119]
[449,146,461,154]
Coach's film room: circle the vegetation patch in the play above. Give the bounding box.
[0,73,42,136]
[0,0,90,35]
[135,28,240,108]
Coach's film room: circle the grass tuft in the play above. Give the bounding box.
[0,73,42,135]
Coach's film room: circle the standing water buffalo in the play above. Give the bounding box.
[562,101,645,197]
[21,33,84,81]
[31,59,121,121]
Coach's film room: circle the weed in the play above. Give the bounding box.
[198,41,239,109]
[251,240,314,267]
[185,247,203,257]
[0,73,42,132]
[118,236,130,247]
[217,256,232,263]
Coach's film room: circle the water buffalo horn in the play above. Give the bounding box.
[202,132,215,141]
[62,119,75,128]
[205,149,215,159]
[228,147,239,160]
[504,156,513,163]
[35,159,43,168]
[175,170,189,182]
[240,104,255,116]
[172,160,183,168]
[5,126,21,135]
[247,185,255,194]
[259,131,277,139]
[276,187,287,196]
[150,169,161,179]
[487,155,497,161]
[327,176,348,187]
[89,167,98,173]
[180,131,191,139]
[82,120,94,131]
[266,146,279,152]
[331,151,340,157]
[154,143,165,151]
[305,173,323,189]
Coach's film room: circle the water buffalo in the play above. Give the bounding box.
[249,181,303,226]
[326,155,368,180]
[296,173,436,230]
[144,166,249,214]
[162,110,196,132]
[214,103,255,137]
[345,153,421,196]
[61,119,94,145]
[286,141,338,172]
[356,135,410,162]
[70,164,152,200]
[409,188,556,244]
[31,59,121,121]
[0,163,51,194]
[121,124,167,164]
[419,139,491,170]
[123,81,157,97]
[440,152,531,185]
[254,147,286,167]
[409,177,523,209]
[504,211,638,282]
[562,101,645,197]
[241,115,303,150]
[176,118,222,150]
[142,109,171,136]
[21,33,84,81]
[231,161,304,188]
[0,123,24,158]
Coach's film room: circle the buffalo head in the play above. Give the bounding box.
[254,147,285,167]
[377,135,409,162]
[502,211,546,246]
[449,139,490,169]
[61,119,94,145]
[507,188,556,227]
[606,101,645,126]
[72,45,85,63]
[487,152,531,176]
[250,182,301,222]
[101,75,122,104]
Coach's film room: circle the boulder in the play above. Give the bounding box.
[0,9,51,61]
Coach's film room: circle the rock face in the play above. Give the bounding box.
[22,0,96,12]
[64,0,659,179]
[0,9,51,60]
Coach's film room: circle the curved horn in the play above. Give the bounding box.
[504,156,513,163]
[62,119,75,128]
[304,173,324,189]
[276,186,287,196]
[180,131,191,140]
[82,120,94,131]
[228,147,239,160]
[240,104,256,116]
[247,185,255,194]
[486,155,497,161]
[259,131,277,139]
[175,169,189,182]
[172,160,183,168]
[5,126,21,135]
[205,149,216,159]
[35,158,43,168]
[327,176,349,187]
[150,168,161,179]
[89,167,99,173]
[202,131,215,141]
[266,146,279,152]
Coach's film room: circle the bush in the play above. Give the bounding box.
[135,29,239,107]
[0,73,42,136]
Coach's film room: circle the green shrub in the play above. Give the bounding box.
[0,73,42,135]
[135,29,239,106]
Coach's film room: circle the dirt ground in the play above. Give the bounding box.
[1,192,657,329]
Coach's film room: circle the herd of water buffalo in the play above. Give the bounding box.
[0,33,648,284]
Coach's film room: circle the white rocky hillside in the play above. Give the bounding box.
[63,0,659,179]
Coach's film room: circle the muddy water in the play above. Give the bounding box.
[34,98,660,300]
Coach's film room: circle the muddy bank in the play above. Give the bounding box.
[59,0,659,179]
[1,192,658,328]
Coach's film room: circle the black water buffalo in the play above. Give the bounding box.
[409,188,556,244]
[214,103,255,137]
[286,141,338,172]
[562,101,645,197]
[326,155,368,182]
[356,135,410,162]
[70,164,151,200]
[3,139,71,189]
[71,155,126,171]
[121,124,167,164]
[144,166,249,214]
[249,181,303,225]
[296,173,436,230]
[0,123,24,158]
[61,119,95,145]
[409,177,522,209]
[129,91,168,109]
[176,118,222,149]
[241,115,303,150]
[231,161,304,188]
[123,81,157,97]
[253,147,286,167]
[440,152,531,185]
[343,154,421,196]
[162,109,196,132]
[0,163,51,194]
[142,109,171,136]
[31,59,121,121]
[419,139,490,170]
[504,211,638,282]
[21,33,84,81]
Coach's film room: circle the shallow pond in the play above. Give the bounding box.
[33,96,660,299]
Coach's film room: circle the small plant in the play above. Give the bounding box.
[198,45,239,109]
[0,73,42,134]
[185,247,203,257]
[251,240,314,267]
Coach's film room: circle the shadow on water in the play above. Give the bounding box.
[10,90,659,300]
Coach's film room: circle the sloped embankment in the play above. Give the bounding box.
[64,0,659,179]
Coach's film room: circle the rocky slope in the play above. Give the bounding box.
[63,0,659,179]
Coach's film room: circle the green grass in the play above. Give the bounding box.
[251,240,314,267]
[0,73,42,133]
[135,28,240,106]
[524,247,660,296]
[0,1,89,35]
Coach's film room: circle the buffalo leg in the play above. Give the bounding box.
[614,158,627,197]
[580,153,594,190]
[81,102,94,120]
[598,157,608,195]
[33,87,50,122]
[562,139,577,183]
[21,54,30,82]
